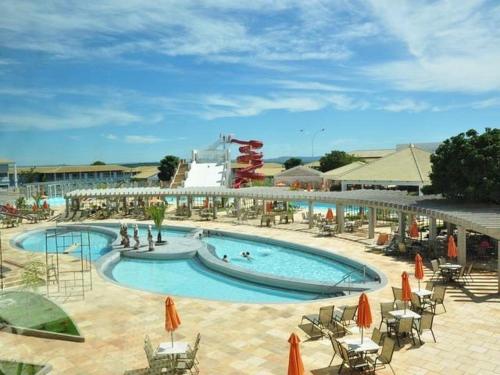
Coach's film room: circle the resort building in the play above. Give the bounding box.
[231,162,284,185]
[130,166,160,187]
[323,161,366,189]
[348,149,395,163]
[0,158,17,189]
[273,165,324,188]
[338,145,431,195]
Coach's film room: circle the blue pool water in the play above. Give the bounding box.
[112,258,319,303]
[19,230,114,260]
[206,236,367,283]
[293,201,336,213]
[16,224,373,303]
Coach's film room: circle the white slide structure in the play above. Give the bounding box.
[183,161,225,187]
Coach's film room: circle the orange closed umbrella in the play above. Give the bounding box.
[325,208,334,222]
[415,253,424,290]
[401,271,412,312]
[287,333,304,375]
[409,220,419,238]
[165,297,181,347]
[447,235,457,260]
[42,201,49,209]
[204,197,209,208]
[356,293,372,343]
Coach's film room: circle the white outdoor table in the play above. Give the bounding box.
[413,289,432,298]
[439,264,462,270]
[389,310,421,320]
[339,337,379,354]
[156,342,189,356]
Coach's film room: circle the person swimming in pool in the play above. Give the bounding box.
[222,255,229,263]
[240,251,252,260]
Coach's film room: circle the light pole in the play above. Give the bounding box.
[300,128,325,157]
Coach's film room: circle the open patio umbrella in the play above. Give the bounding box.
[356,293,372,343]
[325,208,334,222]
[447,235,457,260]
[401,271,411,312]
[165,297,181,348]
[409,220,419,238]
[287,333,304,375]
[415,253,424,290]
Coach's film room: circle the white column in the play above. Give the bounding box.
[368,207,376,239]
[235,198,241,219]
[429,217,437,241]
[65,198,69,216]
[341,182,348,191]
[212,197,217,219]
[457,226,467,265]
[497,241,500,293]
[308,200,314,229]
[13,163,18,189]
[336,204,345,233]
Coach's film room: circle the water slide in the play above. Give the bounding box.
[231,139,265,188]
[183,162,225,187]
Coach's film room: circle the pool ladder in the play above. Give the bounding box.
[330,266,367,295]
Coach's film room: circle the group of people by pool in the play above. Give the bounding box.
[222,251,252,263]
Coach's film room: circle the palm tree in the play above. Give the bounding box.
[148,205,167,243]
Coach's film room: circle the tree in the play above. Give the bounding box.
[148,205,166,243]
[426,128,500,203]
[319,150,358,172]
[157,155,179,183]
[284,157,302,170]
[92,160,106,165]
[19,166,38,183]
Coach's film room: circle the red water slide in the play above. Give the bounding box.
[231,139,265,188]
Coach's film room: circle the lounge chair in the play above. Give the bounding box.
[367,336,396,375]
[371,327,383,346]
[392,317,418,347]
[428,285,447,314]
[332,305,357,335]
[463,264,474,284]
[391,286,402,302]
[430,259,441,282]
[176,333,200,374]
[339,342,371,373]
[143,335,177,374]
[415,312,436,343]
[379,302,396,331]
[301,305,335,336]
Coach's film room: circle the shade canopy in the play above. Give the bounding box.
[447,235,458,258]
[409,220,419,238]
[356,293,372,329]
[325,208,334,221]
[415,254,424,280]
[287,333,304,375]
[401,271,412,302]
[165,297,181,332]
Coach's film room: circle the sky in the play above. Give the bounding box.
[0,0,499,165]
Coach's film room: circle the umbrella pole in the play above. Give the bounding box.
[361,327,363,344]
[418,280,420,290]
[171,332,174,348]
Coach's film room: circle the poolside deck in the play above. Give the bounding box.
[1,219,499,374]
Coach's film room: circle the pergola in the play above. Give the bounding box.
[65,186,500,289]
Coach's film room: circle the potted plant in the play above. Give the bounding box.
[148,205,167,244]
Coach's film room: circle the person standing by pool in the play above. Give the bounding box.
[222,255,229,263]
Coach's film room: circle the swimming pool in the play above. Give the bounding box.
[112,258,320,303]
[14,224,381,303]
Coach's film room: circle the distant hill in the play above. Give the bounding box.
[263,156,320,164]
[121,162,159,168]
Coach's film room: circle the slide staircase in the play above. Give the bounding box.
[231,139,265,188]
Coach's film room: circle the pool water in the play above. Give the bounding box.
[293,201,336,213]
[19,230,114,260]
[112,258,320,303]
[206,236,367,283]
[16,225,374,303]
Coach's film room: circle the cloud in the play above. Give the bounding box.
[103,133,117,140]
[379,98,429,113]
[0,1,376,66]
[0,106,142,131]
[364,0,500,92]
[470,97,500,109]
[200,92,368,120]
[125,135,164,144]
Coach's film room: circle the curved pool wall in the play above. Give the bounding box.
[12,223,387,301]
